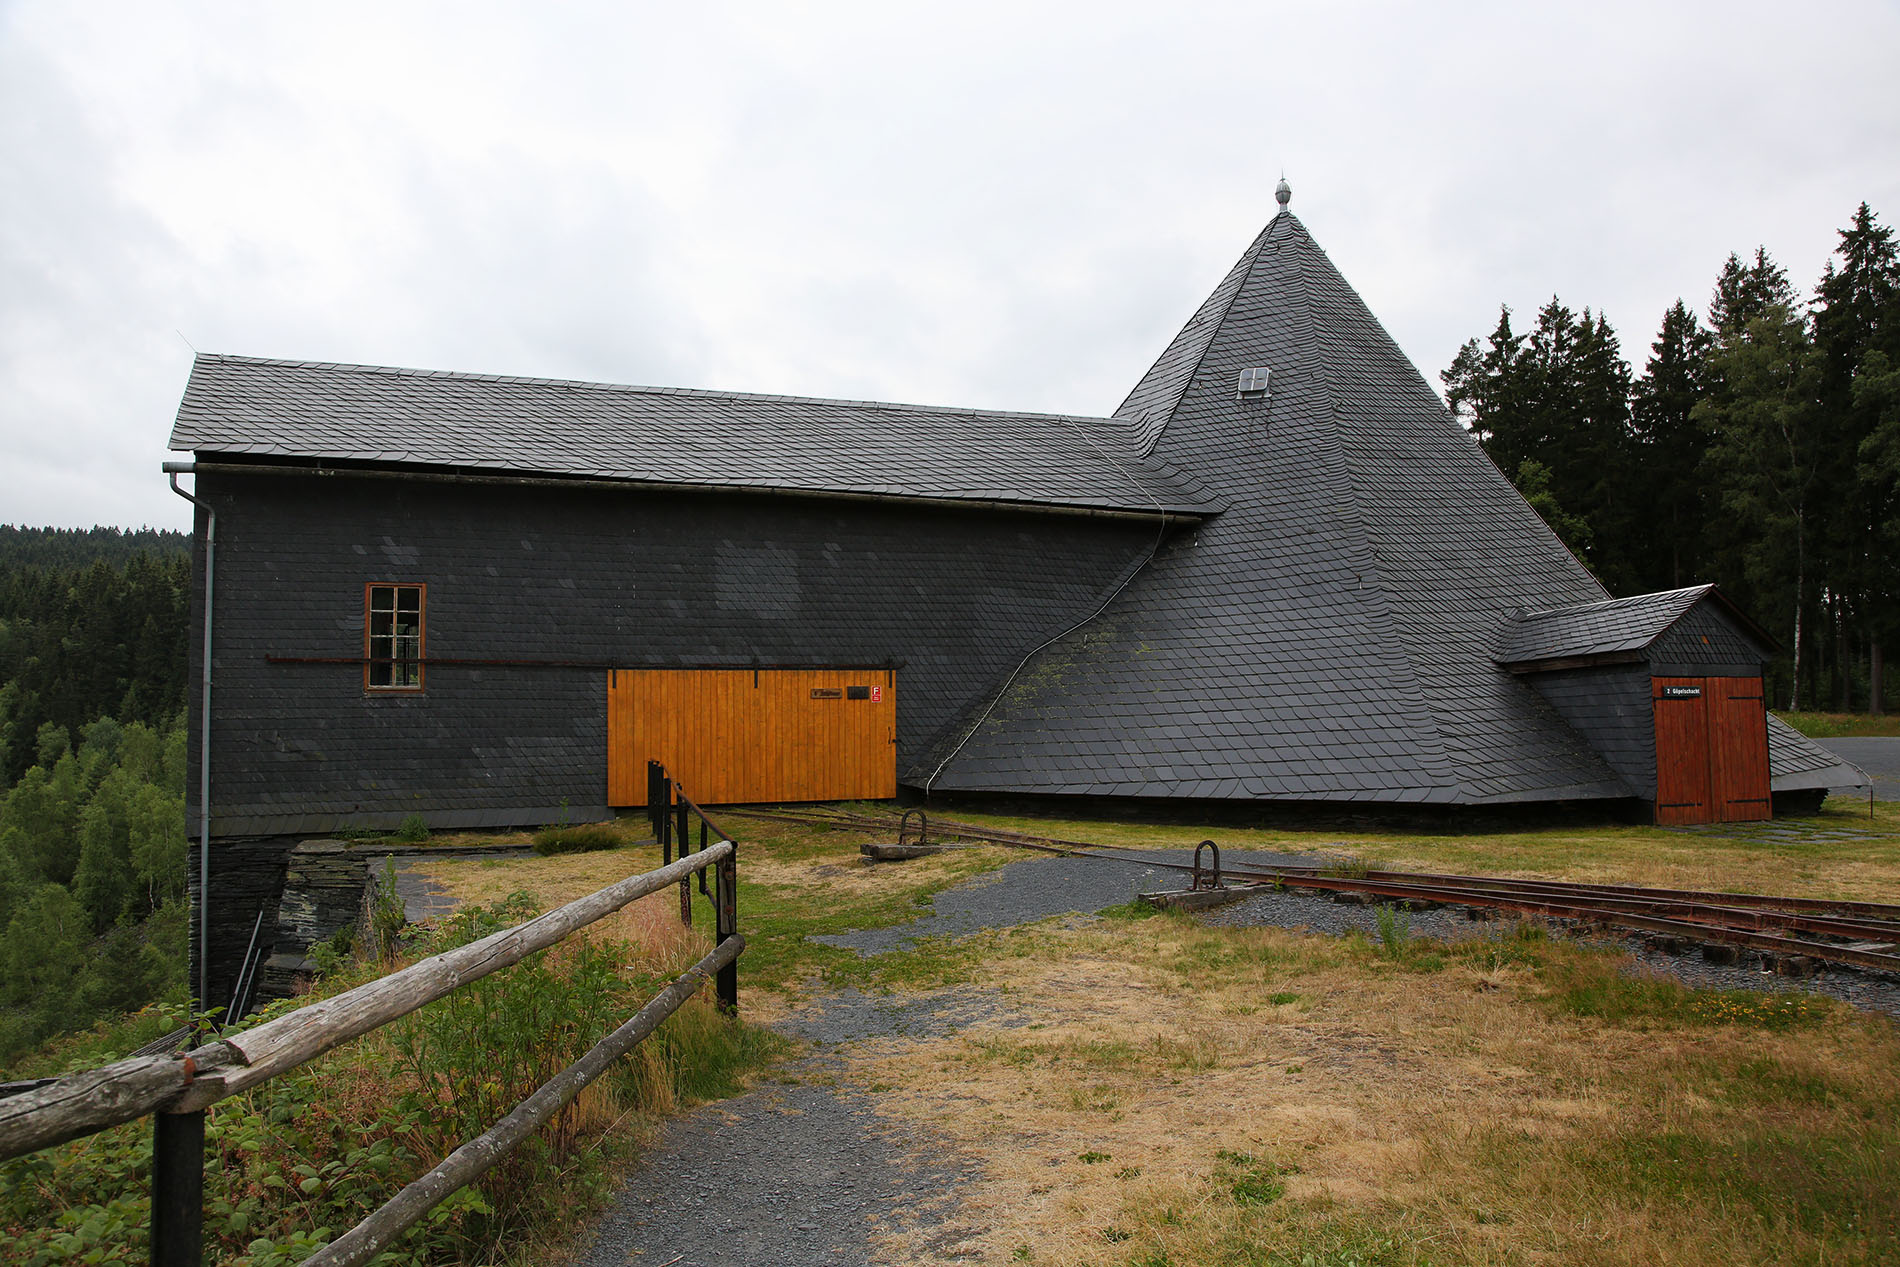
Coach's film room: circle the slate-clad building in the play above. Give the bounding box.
[168,187,1866,998]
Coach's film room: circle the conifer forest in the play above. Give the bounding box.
[0,527,190,1062]
[1443,202,1899,713]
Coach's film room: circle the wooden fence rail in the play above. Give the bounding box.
[0,842,735,1160]
[0,776,740,1267]
[306,932,744,1267]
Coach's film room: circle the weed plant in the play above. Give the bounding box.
[392,814,430,844]
[1372,905,1411,960]
[369,857,408,962]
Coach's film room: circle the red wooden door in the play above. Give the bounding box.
[1707,677,1771,822]
[1652,677,1712,825]
[1651,675,1771,825]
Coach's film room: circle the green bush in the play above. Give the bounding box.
[532,823,624,855]
[391,814,429,844]
[1,890,780,1264]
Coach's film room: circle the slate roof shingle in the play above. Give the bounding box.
[1496,586,1718,665]
[171,355,1220,518]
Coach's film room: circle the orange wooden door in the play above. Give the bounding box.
[1707,677,1771,822]
[606,669,896,807]
[1652,677,1712,825]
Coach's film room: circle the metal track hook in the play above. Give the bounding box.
[1191,840,1222,891]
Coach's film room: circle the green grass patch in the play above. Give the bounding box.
[531,822,625,855]
[730,848,1013,994]
[1695,1055,1864,1110]
[1776,710,1900,738]
[1216,1149,1290,1206]
[1099,898,1163,920]
[1584,1121,1900,1249]
[1535,948,1836,1031]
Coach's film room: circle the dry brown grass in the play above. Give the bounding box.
[832,916,1900,1267]
[411,812,1900,1265]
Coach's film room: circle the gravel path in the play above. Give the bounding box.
[563,989,1007,1267]
[813,846,1320,955]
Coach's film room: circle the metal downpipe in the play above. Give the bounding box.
[163,462,214,1011]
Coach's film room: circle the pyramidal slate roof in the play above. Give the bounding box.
[919,210,1689,803]
[170,354,1219,517]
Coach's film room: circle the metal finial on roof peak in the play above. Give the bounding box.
[1275,176,1292,211]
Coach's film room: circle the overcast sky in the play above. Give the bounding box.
[4,1,1897,531]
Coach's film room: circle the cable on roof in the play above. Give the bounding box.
[922,421,1172,796]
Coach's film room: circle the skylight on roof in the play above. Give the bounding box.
[1236,367,1271,398]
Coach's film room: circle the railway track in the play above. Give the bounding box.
[729,805,1900,978]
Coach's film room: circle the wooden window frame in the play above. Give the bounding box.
[364,582,426,693]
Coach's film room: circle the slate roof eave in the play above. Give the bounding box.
[181,449,1220,522]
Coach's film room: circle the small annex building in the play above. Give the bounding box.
[1498,586,1800,825]
[166,186,1866,997]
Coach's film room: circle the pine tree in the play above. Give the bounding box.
[1710,248,1795,338]
[1444,300,1637,587]
[1811,203,1900,712]
[1696,281,1818,709]
[1443,306,1524,456]
[1630,301,1715,589]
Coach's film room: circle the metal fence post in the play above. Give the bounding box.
[715,847,739,1015]
[152,1109,205,1267]
[676,788,692,927]
[647,760,667,842]
[657,772,672,867]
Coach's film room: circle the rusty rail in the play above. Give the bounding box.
[735,806,1900,977]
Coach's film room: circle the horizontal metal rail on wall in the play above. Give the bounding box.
[0,837,742,1267]
[266,654,906,671]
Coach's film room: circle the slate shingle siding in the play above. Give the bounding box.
[1523,666,1658,801]
[1650,602,1771,675]
[184,470,1157,835]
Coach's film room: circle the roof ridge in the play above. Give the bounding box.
[1516,583,1712,621]
[192,352,1149,435]
[1115,215,1287,457]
